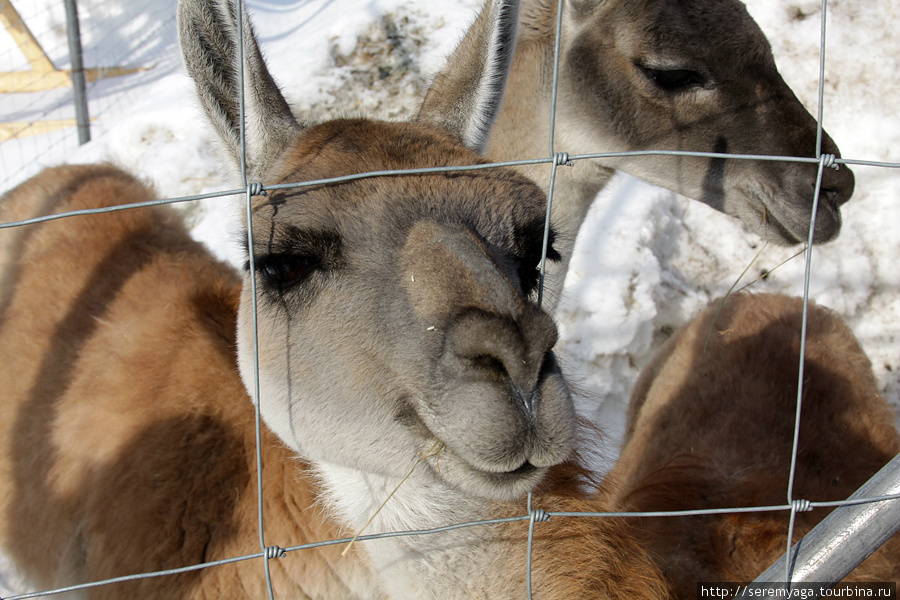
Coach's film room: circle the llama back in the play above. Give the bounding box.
[0,164,378,598]
[610,293,900,597]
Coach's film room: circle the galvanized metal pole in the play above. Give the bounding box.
[63,0,90,144]
[740,452,900,598]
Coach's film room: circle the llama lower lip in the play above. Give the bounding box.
[753,195,799,245]
[507,461,536,476]
[438,446,538,479]
[475,460,539,480]
[478,460,543,496]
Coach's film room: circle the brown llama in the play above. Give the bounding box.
[607,293,900,598]
[431,0,858,306]
[0,0,668,597]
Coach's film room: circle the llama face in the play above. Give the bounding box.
[556,0,854,243]
[234,119,573,501]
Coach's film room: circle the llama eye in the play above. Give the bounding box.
[468,354,510,382]
[255,254,314,287]
[512,226,561,297]
[471,354,506,371]
[639,65,707,93]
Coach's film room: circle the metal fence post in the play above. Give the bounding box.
[742,452,900,597]
[63,0,90,144]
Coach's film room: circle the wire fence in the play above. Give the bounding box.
[1,0,899,598]
[0,0,177,191]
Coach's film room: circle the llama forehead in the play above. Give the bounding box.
[564,0,784,145]
[250,120,553,258]
[270,119,486,177]
[577,0,772,81]
[623,0,772,74]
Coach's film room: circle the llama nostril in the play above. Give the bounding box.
[820,188,840,212]
[511,384,536,418]
[468,353,537,417]
[820,163,855,207]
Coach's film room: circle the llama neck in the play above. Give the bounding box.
[315,461,520,599]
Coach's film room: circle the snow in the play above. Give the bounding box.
[1,0,899,595]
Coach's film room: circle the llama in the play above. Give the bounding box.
[606,293,900,598]
[0,0,668,597]
[422,0,858,306]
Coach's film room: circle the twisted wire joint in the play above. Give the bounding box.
[248,182,267,197]
[553,152,574,167]
[792,499,813,513]
[264,545,286,559]
[820,154,839,170]
[530,509,551,523]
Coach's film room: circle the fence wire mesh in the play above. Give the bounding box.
[0,0,177,190]
[0,0,899,598]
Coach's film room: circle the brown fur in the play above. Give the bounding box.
[0,164,670,598]
[608,293,900,598]
[501,448,671,599]
[4,0,877,596]
[0,164,379,599]
[0,0,672,593]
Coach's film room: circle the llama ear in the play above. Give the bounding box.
[416,0,521,155]
[178,0,304,182]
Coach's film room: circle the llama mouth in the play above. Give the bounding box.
[433,445,545,499]
[753,186,842,246]
[759,202,799,244]
[818,189,843,234]
[444,447,539,478]
[502,460,538,477]
[473,460,539,479]
[435,447,540,478]
[472,460,544,499]
[748,190,808,246]
[769,199,840,245]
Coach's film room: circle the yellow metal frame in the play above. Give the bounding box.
[0,0,147,141]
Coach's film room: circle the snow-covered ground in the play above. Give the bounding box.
[1,0,899,595]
